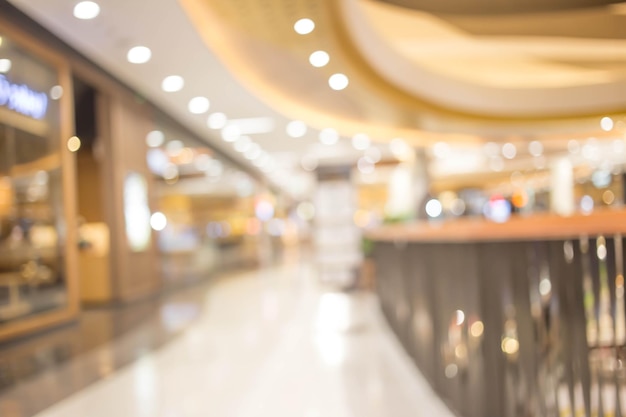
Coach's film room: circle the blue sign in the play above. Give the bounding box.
[0,75,48,119]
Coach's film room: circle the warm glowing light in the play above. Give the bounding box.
[67,136,81,152]
[329,73,349,90]
[425,199,443,218]
[319,128,339,145]
[161,75,184,92]
[127,46,151,64]
[528,141,543,157]
[601,116,614,131]
[502,143,517,159]
[146,130,165,148]
[501,337,519,355]
[286,120,307,138]
[0,59,11,73]
[73,1,100,19]
[597,240,607,260]
[539,278,552,296]
[352,133,370,150]
[470,321,484,338]
[454,345,467,359]
[309,50,330,67]
[150,212,167,231]
[49,85,63,100]
[177,148,194,165]
[511,190,529,209]
[294,18,315,34]
[188,96,210,114]
[455,310,465,326]
[603,190,616,205]
[207,112,227,129]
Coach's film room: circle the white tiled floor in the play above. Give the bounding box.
[33,259,455,417]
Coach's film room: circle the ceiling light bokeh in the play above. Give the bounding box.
[127,46,151,64]
[294,18,315,35]
[309,51,330,68]
[286,120,307,138]
[161,75,184,92]
[73,1,100,20]
[328,73,349,90]
[188,96,210,114]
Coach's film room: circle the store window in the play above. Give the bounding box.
[0,32,68,324]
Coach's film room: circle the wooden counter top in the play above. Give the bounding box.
[365,209,626,243]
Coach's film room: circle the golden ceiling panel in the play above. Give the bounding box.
[179,0,625,144]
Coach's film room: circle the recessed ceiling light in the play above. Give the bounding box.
[161,75,184,92]
[601,116,614,131]
[319,128,339,145]
[286,120,307,138]
[502,143,517,159]
[188,96,210,114]
[207,112,227,129]
[73,1,100,20]
[329,73,349,90]
[127,46,151,64]
[294,18,315,35]
[309,51,329,68]
[0,59,11,73]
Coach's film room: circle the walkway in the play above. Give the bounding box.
[2,258,455,417]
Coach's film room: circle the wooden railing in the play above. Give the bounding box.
[367,210,626,417]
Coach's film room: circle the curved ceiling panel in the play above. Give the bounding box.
[376,0,623,15]
[342,0,626,117]
[180,0,622,144]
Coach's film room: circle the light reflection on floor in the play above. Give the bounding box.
[16,260,456,417]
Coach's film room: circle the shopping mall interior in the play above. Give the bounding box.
[2,0,626,416]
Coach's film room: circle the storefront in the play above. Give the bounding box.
[0,22,78,341]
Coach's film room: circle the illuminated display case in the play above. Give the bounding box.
[0,25,78,341]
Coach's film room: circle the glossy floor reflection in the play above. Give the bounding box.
[4,259,455,417]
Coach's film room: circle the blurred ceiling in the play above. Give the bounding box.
[7,0,626,194]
